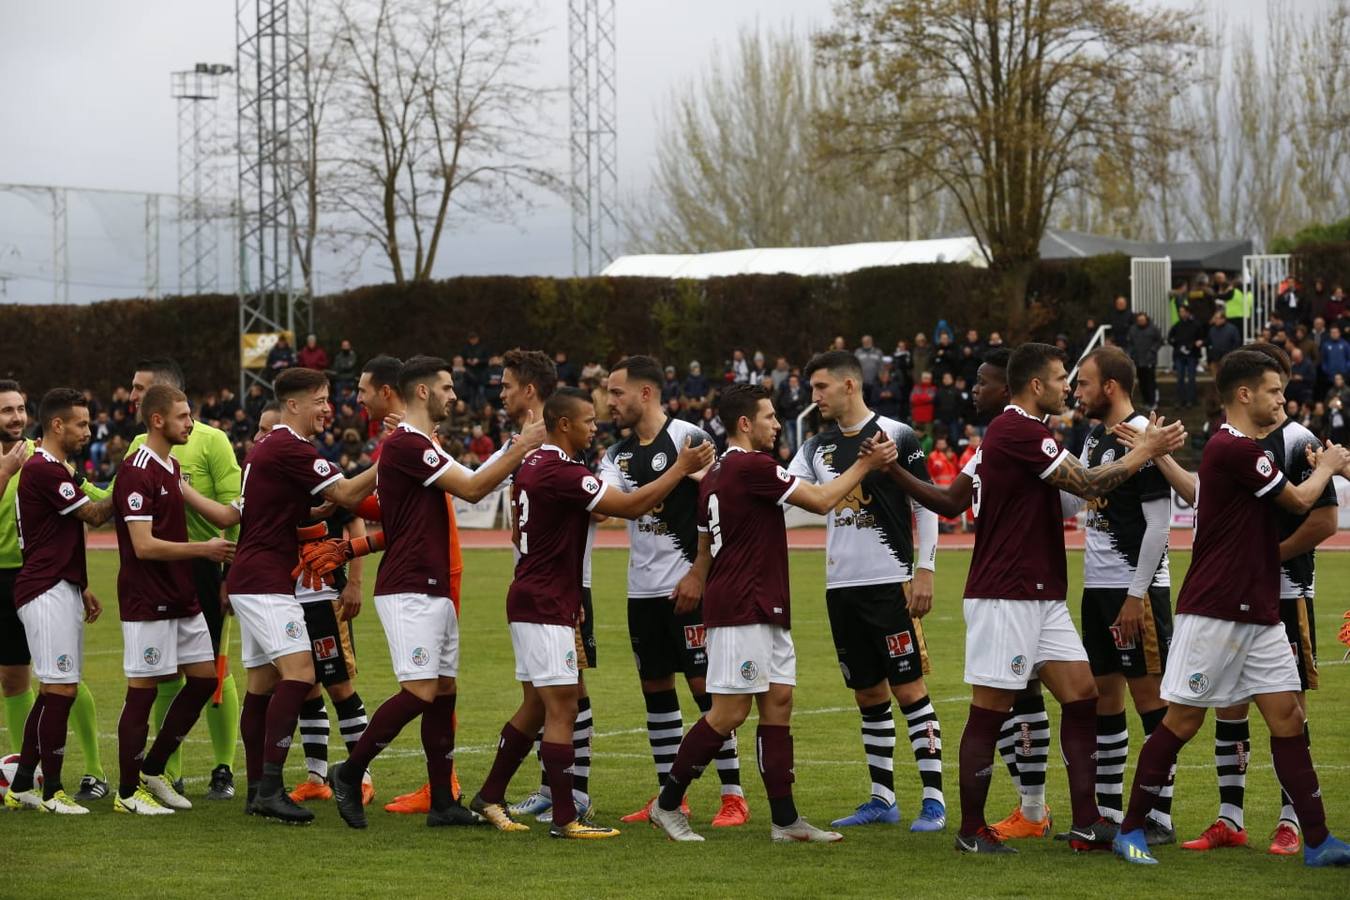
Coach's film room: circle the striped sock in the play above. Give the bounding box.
[901,696,944,806]
[1095,712,1129,823]
[334,694,369,778]
[859,702,896,805]
[1215,717,1249,830]
[572,696,593,802]
[644,689,682,787]
[298,696,329,780]
[695,693,742,797]
[997,694,1050,820]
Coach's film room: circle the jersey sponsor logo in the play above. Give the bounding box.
[313,459,333,478]
[775,466,791,483]
[142,647,161,666]
[1010,654,1028,676]
[886,631,915,658]
[159,486,168,496]
[1040,438,1058,459]
[565,649,577,672]
[58,482,77,501]
[683,624,706,650]
[127,492,144,512]
[56,654,73,673]
[906,448,925,465]
[313,636,338,661]
[740,660,759,681]
[1109,625,1136,651]
[1100,448,1115,465]
[1188,672,1210,694]
[284,620,304,641]
[651,452,668,472]
[581,475,600,495]
[423,448,441,468]
[1256,456,1273,478]
[411,646,430,667]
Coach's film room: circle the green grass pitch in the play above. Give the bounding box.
[3,547,1349,898]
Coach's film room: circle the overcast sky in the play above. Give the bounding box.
[0,0,1310,302]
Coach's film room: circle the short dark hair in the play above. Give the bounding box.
[612,355,663,387]
[1083,346,1136,395]
[261,400,282,415]
[134,357,185,391]
[803,350,863,382]
[718,383,772,432]
[273,367,329,401]
[397,356,451,400]
[141,384,187,425]
[361,355,403,389]
[1245,341,1292,379]
[1218,349,1282,403]
[40,387,87,429]
[1007,343,1067,394]
[544,386,593,430]
[982,347,1011,373]
[503,348,557,401]
[0,379,20,395]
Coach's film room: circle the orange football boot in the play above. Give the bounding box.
[1181,819,1249,850]
[1269,822,1301,856]
[289,779,333,803]
[385,782,431,815]
[711,793,750,827]
[991,805,1054,839]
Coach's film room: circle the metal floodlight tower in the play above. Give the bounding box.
[172,63,233,296]
[568,0,617,276]
[236,0,308,394]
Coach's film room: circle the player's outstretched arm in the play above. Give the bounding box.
[181,480,241,529]
[789,434,898,515]
[1047,415,1184,500]
[127,520,235,563]
[321,463,379,509]
[433,413,546,502]
[1277,442,1350,514]
[1111,420,1196,503]
[72,496,114,527]
[671,532,712,615]
[1279,505,1337,562]
[593,438,715,519]
[0,440,29,496]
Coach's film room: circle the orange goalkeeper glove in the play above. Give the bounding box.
[291,524,335,591]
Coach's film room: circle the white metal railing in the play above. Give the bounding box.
[1131,256,1173,368]
[1068,323,1112,383]
[795,402,818,449]
[1243,254,1295,343]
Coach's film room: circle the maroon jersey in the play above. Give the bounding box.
[226,424,343,595]
[14,449,90,607]
[963,405,1070,602]
[1177,424,1288,625]
[698,447,800,628]
[507,446,607,626]
[373,424,457,598]
[114,446,198,621]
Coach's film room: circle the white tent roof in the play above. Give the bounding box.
[601,237,987,279]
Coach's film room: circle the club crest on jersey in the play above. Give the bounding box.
[411,646,430,667]
[740,660,759,681]
[1256,456,1273,478]
[683,624,706,650]
[581,475,600,495]
[565,650,577,672]
[423,449,441,468]
[56,654,73,673]
[313,636,338,661]
[284,620,304,641]
[651,452,668,472]
[143,647,161,666]
[1188,672,1209,694]
[775,466,791,483]
[1010,654,1028,676]
[313,459,333,477]
[58,482,77,501]
[886,631,915,658]
[127,492,144,512]
[1040,438,1058,459]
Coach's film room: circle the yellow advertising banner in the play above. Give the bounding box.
[241,331,293,369]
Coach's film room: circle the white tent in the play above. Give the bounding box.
[601,237,987,279]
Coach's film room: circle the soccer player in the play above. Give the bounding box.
[784,350,945,831]
[470,387,715,839]
[1112,350,1350,867]
[880,350,1056,838]
[952,343,1183,854]
[112,384,236,815]
[181,367,377,823]
[601,356,748,827]
[3,389,114,814]
[648,383,897,843]
[127,357,243,800]
[1064,347,1177,845]
[331,356,545,830]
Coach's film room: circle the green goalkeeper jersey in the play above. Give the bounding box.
[0,439,110,569]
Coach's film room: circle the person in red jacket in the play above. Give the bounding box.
[926,436,960,532]
[297,334,330,372]
[910,371,936,426]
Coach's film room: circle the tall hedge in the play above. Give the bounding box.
[0,254,1135,398]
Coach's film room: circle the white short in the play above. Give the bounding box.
[510,622,579,687]
[706,624,797,694]
[1161,613,1302,707]
[16,581,84,685]
[374,593,460,682]
[963,598,1088,689]
[121,614,214,678]
[230,593,311,668]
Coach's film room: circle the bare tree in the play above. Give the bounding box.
[816,0,1203,333]
[632,26,947,254]
[330,0,557,285]
[1291,0,1350,226]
